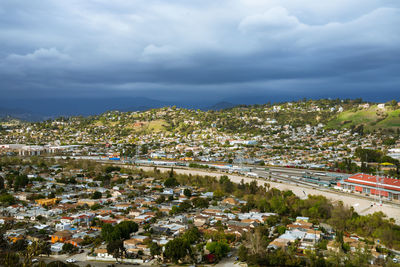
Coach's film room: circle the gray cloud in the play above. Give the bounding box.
[0,0,399,105]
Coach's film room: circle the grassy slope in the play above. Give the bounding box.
[92,118,169,133]
[376,109,400,128]
[147,119,169,132]
[326,105,400,129]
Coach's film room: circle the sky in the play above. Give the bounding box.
[1,0,400,112]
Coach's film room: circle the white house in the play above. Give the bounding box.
[55,223,72,231]
[51,242,64,253]
[94,249,114,259]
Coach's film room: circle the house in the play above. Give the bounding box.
[129,235,150,244]
[162,189,174,195]
[278,229,307,242]
[194,215,209,227]
[221,197,239,206]
[129,209,142,217]
[300,231,322,248]
[124,236,150,254]
[55,223,72,231]
[112,191,123,198]
[136,244,151,255]
[35,198,60,206]
[327,240,340,252]
[77,199,100,207]
[343,236,366,252]
[65,238,84,248]
[132,215,152,224]
[169,215,187,224]
[60,216,75,224]
[115,203,131,210]
[287,222,312,231]
[15,192,29,201]
[359,103,370,109]
[51,230,72,243]
[94,248,114,259]
[124,239,138,251]
[296,216,309,222]
[377,103,385,109]
[268,238,290,250]
[51,242,64,253]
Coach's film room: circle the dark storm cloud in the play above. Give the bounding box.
[0,0,400,103]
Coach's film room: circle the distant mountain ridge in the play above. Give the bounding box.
[0,98,241,121]
[208,101,237,110]
[0,107,45,121]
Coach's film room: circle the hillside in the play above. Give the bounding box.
[326,105,400,130]
[3,99,400,145]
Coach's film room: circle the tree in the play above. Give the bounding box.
[155,195,165,204]
[164,177,179,187]
[183,188,192,198]
[192,197,209,208]
[219,175,234,193]
[164,238,190,263]
[39,241,51,257]
[238,245,248,261]
[140,144,148,155]
[182,227,201,244]
[90,203,103,210]
[0,177,4,190]
[107,239,124,263]
[14,175,29,190]
[91,191,102,199]
[102,221,138,243]
[117,221,139,239]
[150,242,161,257]
[62,243,78,254]
[179,200,192,212]
[206,241,230,260]
[101,223,114,242]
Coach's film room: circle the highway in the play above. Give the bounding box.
[132,164,400,223]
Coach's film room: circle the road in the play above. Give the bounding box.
[137,166,400,224]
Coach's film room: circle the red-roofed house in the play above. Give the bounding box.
[337,173,400,200]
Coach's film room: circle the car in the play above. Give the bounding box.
[32,259,38,263]
[66,258,77,263]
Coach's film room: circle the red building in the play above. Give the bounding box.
[337,173,400,200]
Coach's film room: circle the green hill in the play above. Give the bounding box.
[326,105,400,130]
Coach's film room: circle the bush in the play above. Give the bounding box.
[206,241,230,259]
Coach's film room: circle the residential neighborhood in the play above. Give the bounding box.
[0,99,400,266]
[0,154,399,266]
